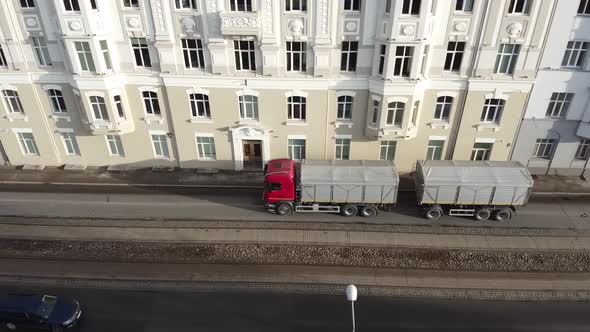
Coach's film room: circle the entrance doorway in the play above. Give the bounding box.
[242,140,262,169]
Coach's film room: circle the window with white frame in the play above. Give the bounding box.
[494,44,520,74]
[20,0,35,8]
[401,0,420,15]
[286,0,306,11]
[63,0,80,11]
[455,0,473,11]
[575,138,590,160]
[287,96,306,120]
[113,95,125,119]
[288,138,306,160]
[546,93,574,118]
[74,41,96,72]
[426,140,444,160]
[393,46,413,77]
[182,39,205,69]
[532,138,556,159]
[89,96,109,121]
[337,96,353,120]
[61,132,80,156]
[48,89,66,113]
[142,91,161,116]
[343,0,361,11]
[378,45,386,75]
[175,0,196,9]
[480,98,504,124]
[106,135,125,156]
[286,41,307,72]
[335,138,351,160]
[2,90,24,114]
[562,41,589,68]
[340,41,358,72]
[420,45,429,76]
[90,0,97,9]
[433,96,453,121]
[234,40,256,71]
[17,132,39,156]
[131,38,151,67]
[386,102,404,127]
[507,0,530,14]
[31,37,51,66]
[123,0,139,8]
[239,95,258,120]
[379,141,396,160]
[151,134,170,158]
[471,143,493,161]
[579,0,590,14]
[99,40,112,70]
[444,42,464,71]
[196,136,217,160]
[370,100,379,125]
[230,0,252,11]
[190,93,211,118]
[0,45,7,67]
[411,100,419,126]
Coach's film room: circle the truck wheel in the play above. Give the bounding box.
[275,203,292,216]
[424,206,442,220]
[360,205,378,218]
[474,208,491,221]
[340,204,358,217]
[494,208,512,222]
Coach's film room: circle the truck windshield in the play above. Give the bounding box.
[36,295,57,319]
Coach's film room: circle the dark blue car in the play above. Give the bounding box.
[0,294,81,331]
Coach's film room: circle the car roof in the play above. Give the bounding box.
[0,294,44,313]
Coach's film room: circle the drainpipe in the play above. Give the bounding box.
[545,129,561,175]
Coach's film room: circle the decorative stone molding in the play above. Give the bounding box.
[288,19,304,36]
[219,12,260,35]
[318,0,328,35]
[454,22,467,32]
[128,17,140,28]
[150,0,166,33]
[68,20,82,31]
[261,0,273,34]
[181,17,196,34]
[506,22,523,38]
[24,16,38,29]
[401,25,415,36]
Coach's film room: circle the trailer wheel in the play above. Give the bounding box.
[360,205,378,218]
[494,208,512,222]
[424,206,443,220]
[276,203,293,216]
[340,204,358,217]
[474,208,492,221]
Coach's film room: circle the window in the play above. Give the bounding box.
[532,138,556,159]
[402,0,420,15]
[90,0,97,9]
[393,46,413,77]
[494,44,520,74]
[190,93,211,118]
[378,45,386,75]
[455,0,473,11]
[385,0,391,13]
[561,41,589,68]
[17,132,39,156]
[2,90,24,113]
[234,40,256,71]
[61,132,80,156]
[113,95,125,119]
[379,141,396,160]
[123,0,139,8]
[230,0,252,11]
[106,135,125,156]
[196,136,216,160]
[546,93,574,118]
[337,96,353,120]
[340,41,358,72]
[575,139,590,160]
[471,143,493,161]
[426,140,444,160]
[182,39,205,69]
[142,91,161,116]
[444,42,465,71]
[151,134,170,158]
[343,0,361,11]
[130,38,151,67]
[434,96,453,121]
[74,41,95,72]
[507,0,530,14]
[411,100,419,126]
[480,98,504,124]
[286,0,306,11]
[89,96,109,121]
[288,139,306,160]
[0,45,7,67]
[239,95,258,120]
[287,96,306,120]
[579,0,590,14]
[335,138,351,160]
[48,89,66,113]
[31,37,51,66]
[20,0,35,8]
[97,40,112,70]
[176,0,196,9]
[370,100,379,125]
[420,45,429,76]
[386,102,404,127]
[63,0,80,11]
[286,42,307,72]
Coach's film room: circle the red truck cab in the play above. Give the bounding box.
[263,159,296,212]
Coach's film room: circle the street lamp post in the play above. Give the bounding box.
[346,284,358,332]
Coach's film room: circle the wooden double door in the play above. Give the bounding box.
[242,140,262,169]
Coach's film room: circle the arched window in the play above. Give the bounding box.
[337,95,353,120]
[287,96,306,120]
[386,102,405,127]
[48,89,66,113]
[142,91,161,115]
[189,93,211,118]
[2,90,24,113]
[239,95,258,120]
[434,96,453,121]
[89,96,108,120]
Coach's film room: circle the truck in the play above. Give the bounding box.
[414,160,534,221]
[263,159,400,217]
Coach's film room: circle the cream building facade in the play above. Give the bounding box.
[0,0,555,172]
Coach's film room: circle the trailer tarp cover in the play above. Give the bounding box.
[301,160,399,186]
[417,160,533,187]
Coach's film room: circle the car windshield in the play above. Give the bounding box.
[35,295,57,319]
